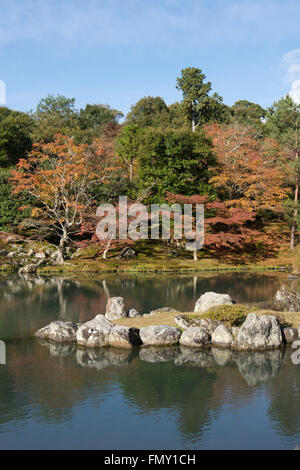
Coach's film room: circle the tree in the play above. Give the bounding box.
[166,193,274,256]
[231,100,266,129]
[137,127,216,202]
[176,67,228,131]
[10,135,105,263]
[265,95,300,249]
[78,104,123,143]
[126,96,169,128]
[0,107,33,166]
[32,95,79,143]
[116,124,142,183]
[205,123,288,212]
[0,168,31,230]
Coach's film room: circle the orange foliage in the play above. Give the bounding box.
[205,123,289,212]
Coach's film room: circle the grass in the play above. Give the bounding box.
[112,306,300,330]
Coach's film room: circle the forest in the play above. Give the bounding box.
[1,67,300,267]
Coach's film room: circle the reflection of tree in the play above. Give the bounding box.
[267,350,300,436]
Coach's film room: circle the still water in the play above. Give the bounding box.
[0,272,300,450]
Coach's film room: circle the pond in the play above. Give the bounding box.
[0,272,300,450]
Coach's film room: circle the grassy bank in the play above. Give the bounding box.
[113,307,300,329]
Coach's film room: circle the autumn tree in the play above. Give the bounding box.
[265,95,300,249]
[10,135,106,263]
[205,123,288,212]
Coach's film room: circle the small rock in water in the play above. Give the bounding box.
[35,321,78,343]
[235,313,283,350]
[211,325,233,348]
[18,264,37,276]
[274,285,300,312]
[76,325,110,348]
[282,327,299,344]
[108,326,142,348]
[139,325,181,346]
[179,327,211,348]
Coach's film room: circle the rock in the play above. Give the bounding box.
[84,314,113,332]
[139,325,181,346]
[105,297,127,321]
[212,347,233,366]
[128,308,140,318]
[174,315,220,333]
[194,292,233,313]
[76,325,110,348]
[174,315,190,329]
[282,327,299,344]
[274,285,300,312]
[120,246,136,259]
[18,264,37,276]
[139,346,180,363]
[231,327,240,337]
[108,325,142,348]
[179,327,211,348]
[35,252,46,259]
[0,249,8,256]
[50,250,61,261]
[235,313,283,350]
[175,346,215,368]
[211,325,233,348]
[35,321,78,343]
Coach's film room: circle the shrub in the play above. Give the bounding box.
[204,304,255,327]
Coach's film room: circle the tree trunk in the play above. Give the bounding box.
[102,238,112,259]
[57,228,68,264]
[291,178,299,250]
[129,157,133,183]
[193,249,197,261]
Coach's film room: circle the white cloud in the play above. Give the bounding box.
[282,49,300,104]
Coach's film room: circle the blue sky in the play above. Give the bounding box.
[1,0,300,116]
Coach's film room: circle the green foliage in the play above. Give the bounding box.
[204,304,253,326]
[32,94,80,142]
[78,104,123,143]
[231,100,266,129]
[126,96,169,128]
[137,127,216,202]
[0,107,33,166]
[176,67,229,130]
[0,168,31,230]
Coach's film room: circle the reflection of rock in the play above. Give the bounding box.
[35,321,78,342]
[282,327,299,344]
[179,327,211,348]
[212,347,233,366]
[235,313,283,350]
[108,326,142,348]
[105,297,126,320]
[175,346,215,368]
[139,346,180,363]
[274,285,300,312]
[37,339,77,357]
[76,325,110,347]
[174,315,220,333]
[139,325,181,346]
[194,292,233,313]
[212,325,233,348]
[76,347,135,369]
[234,349,284,386]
